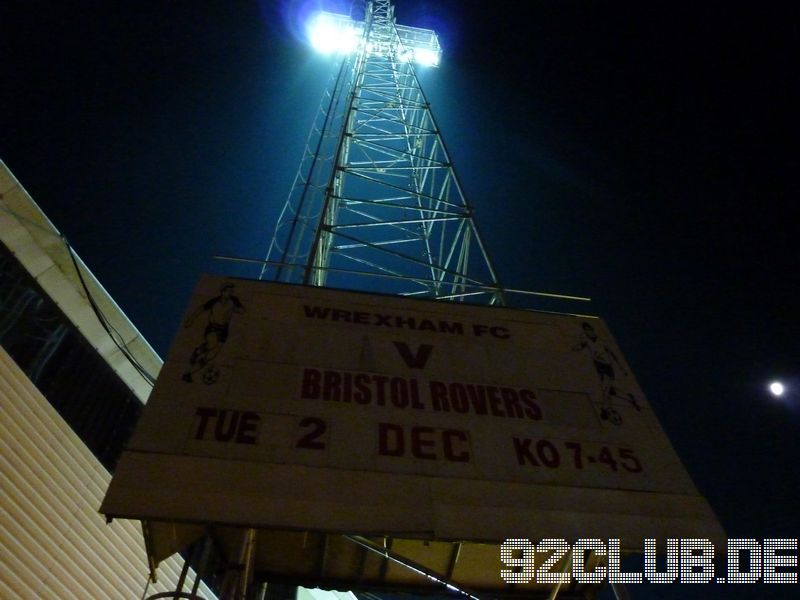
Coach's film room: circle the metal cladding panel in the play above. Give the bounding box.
[0,347,213,599]
[102,275,724,593]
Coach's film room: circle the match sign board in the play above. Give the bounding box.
[102,275,724,593]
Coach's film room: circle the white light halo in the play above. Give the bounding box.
[769,381,785,397]
[413,48,440,67]
[308,12,361,55]
[307,11,441,66]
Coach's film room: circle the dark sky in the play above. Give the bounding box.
[2,1,798,598]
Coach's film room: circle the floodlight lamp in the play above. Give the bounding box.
[397,47,440,67]
[413,48,440,67]
[394,23,442,67]
[308,12,361,55]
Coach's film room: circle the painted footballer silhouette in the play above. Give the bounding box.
[182,283,245,384]
[572,321,640,425]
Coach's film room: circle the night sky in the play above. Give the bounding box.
[2,1,798,598]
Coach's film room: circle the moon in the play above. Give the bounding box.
[768,381,785,397]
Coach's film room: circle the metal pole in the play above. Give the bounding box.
[610,582,631,600]
[237,528,257,600]
[546,548,573,600]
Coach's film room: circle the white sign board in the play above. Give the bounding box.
[103,276,723,575]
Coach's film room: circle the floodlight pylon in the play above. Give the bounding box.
[262,0,504,304]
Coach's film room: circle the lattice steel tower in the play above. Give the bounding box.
[261,0,503,305]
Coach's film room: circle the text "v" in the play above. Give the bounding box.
[392,342,434,369]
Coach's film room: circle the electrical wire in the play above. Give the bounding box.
[1,199,158,386]
[62,235,157,386]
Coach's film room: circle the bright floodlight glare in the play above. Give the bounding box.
[413,48,440,67]
[397,48,440,67]
[769,381,785,397]
[308,12,441,65]
[308,12,360,55]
